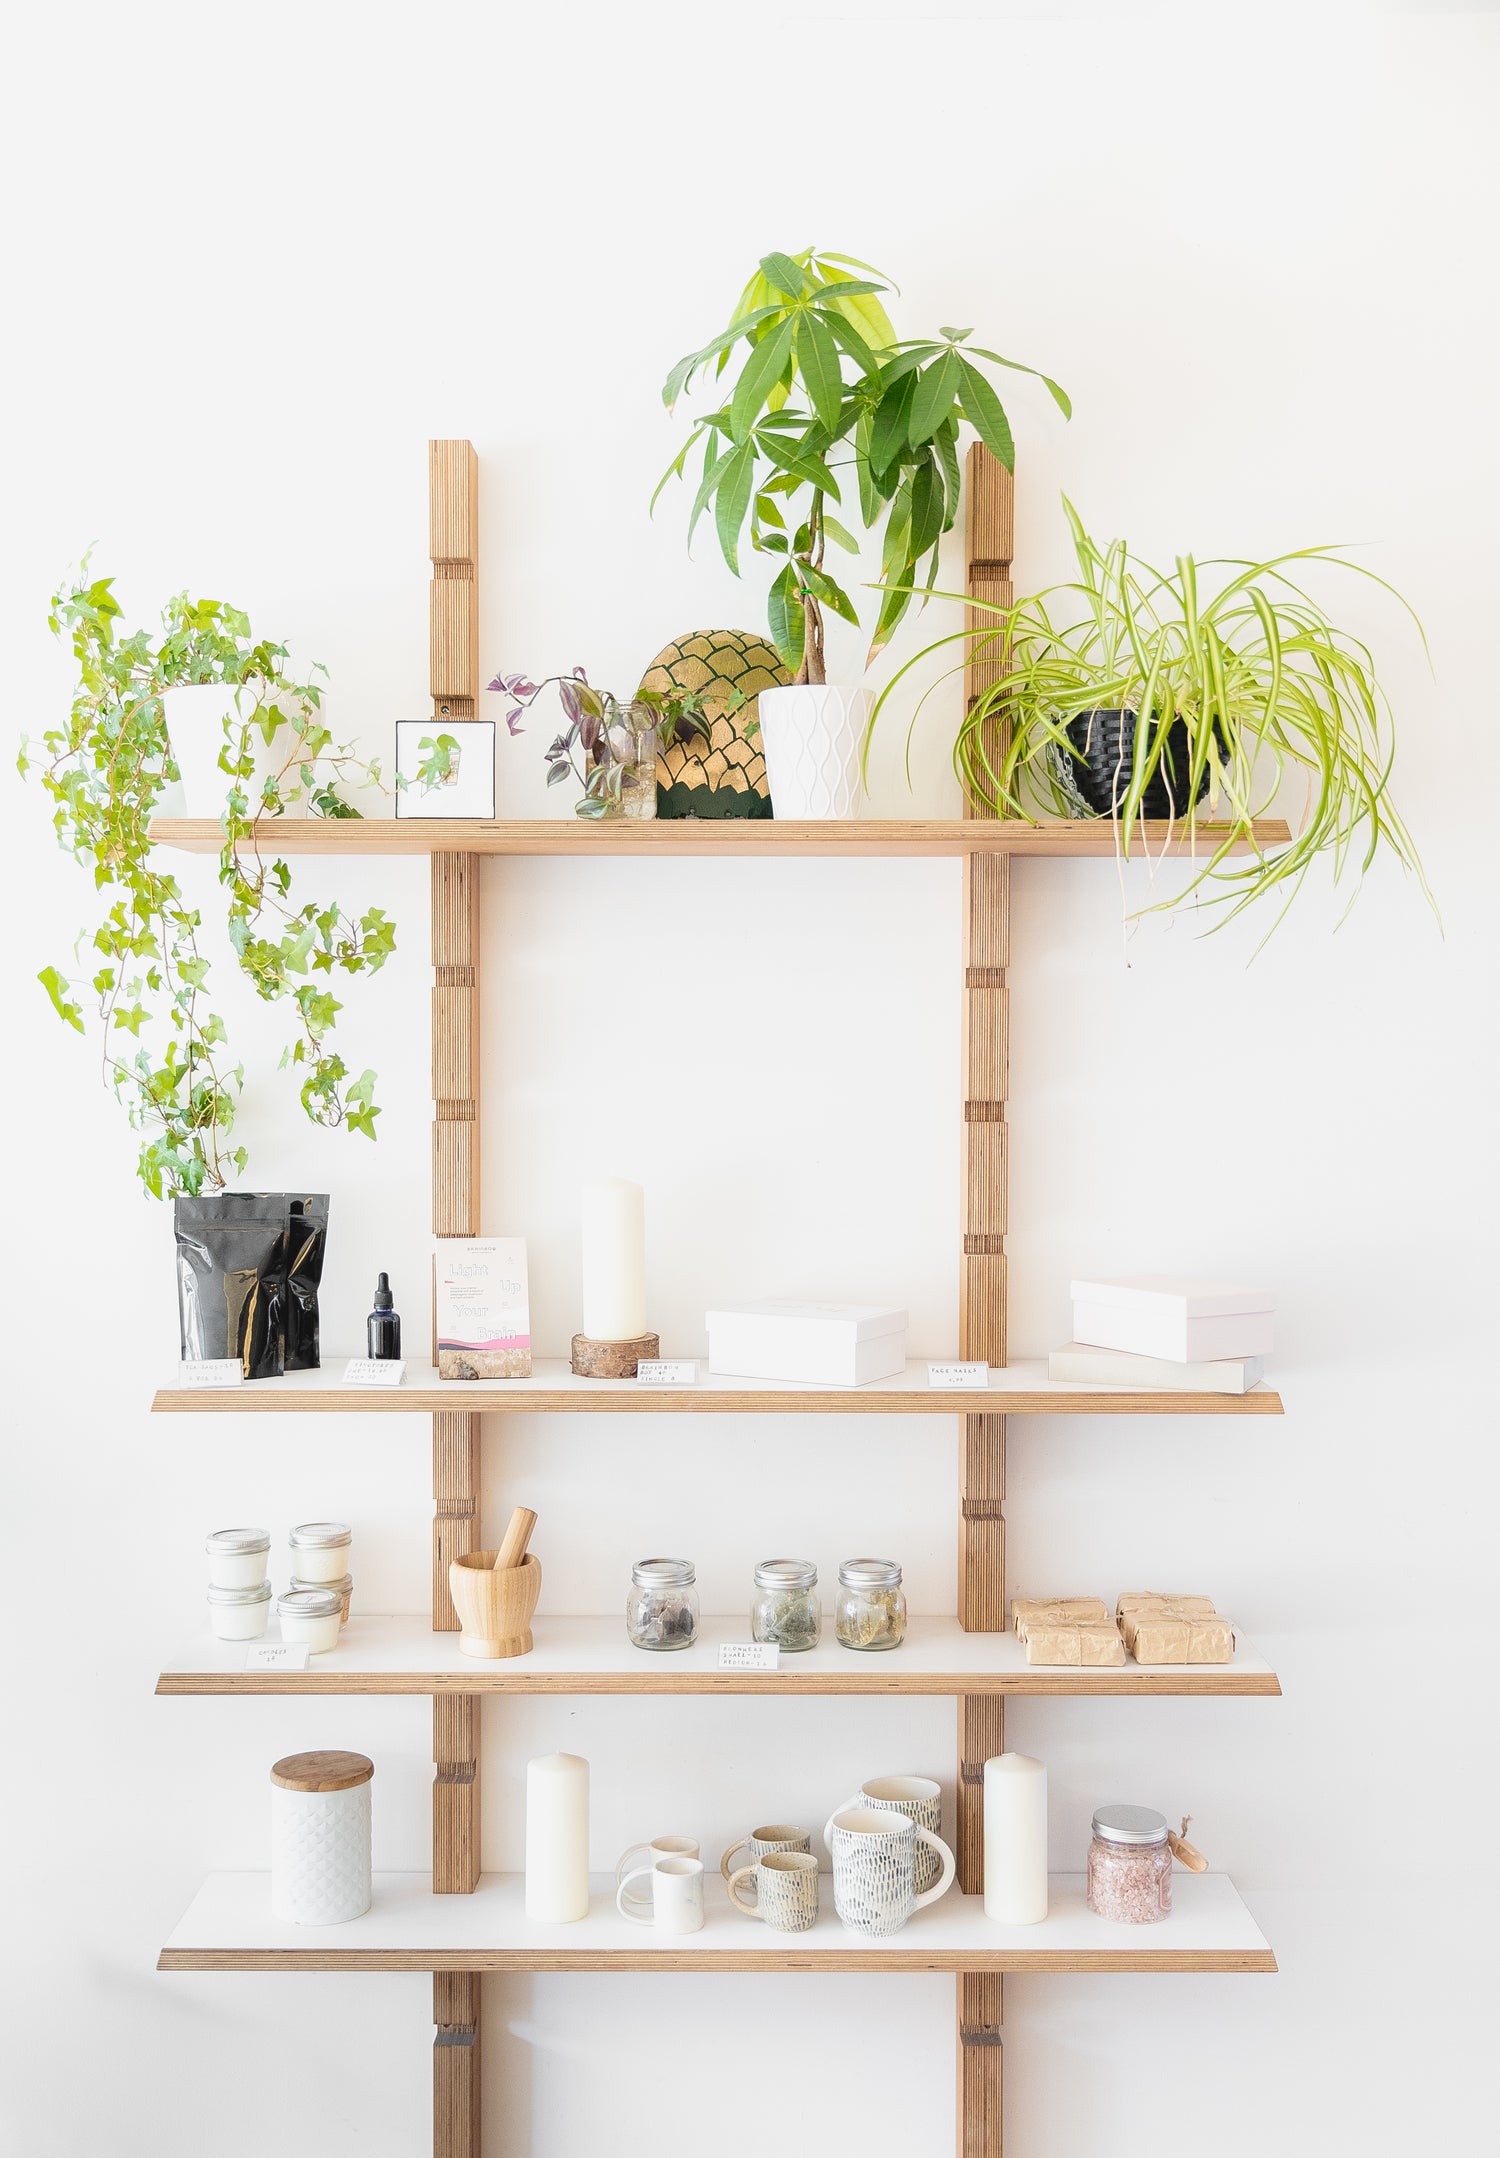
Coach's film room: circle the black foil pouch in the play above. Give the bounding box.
[174,1194,289,1379]
[281,1194,329,1371]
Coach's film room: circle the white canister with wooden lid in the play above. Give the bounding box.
[270,1750,373,1925]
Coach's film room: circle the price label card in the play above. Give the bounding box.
[244,1643,310,1672]
[927,1361,991,1389]
[343,1357,407,1388]
[636,1359,699,1386]
[717,1642,780,1672]
[179,1359,243,1389]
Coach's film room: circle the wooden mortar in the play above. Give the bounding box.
[450,1551,541,1658]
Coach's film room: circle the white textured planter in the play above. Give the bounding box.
[161,682,309,819]
[757,683,870,819]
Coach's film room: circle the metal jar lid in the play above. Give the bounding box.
[754,1558,818,1591]
[206,1579,272,1605]
[276,1588,344,1618]
[291,1573,353,1596]
[205,1527,271,1556]
[1091,1804,1169,1846]
[631,1557,696,1589]
[289,1521,352,1551]
[838,1557,903,1589]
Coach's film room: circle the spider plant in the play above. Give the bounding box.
[867,497,1434,931]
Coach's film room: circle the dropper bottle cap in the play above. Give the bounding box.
[373,1273,393,1309]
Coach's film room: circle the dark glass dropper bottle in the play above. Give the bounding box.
[368,1273,401,1360]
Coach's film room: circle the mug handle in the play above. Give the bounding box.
[615,1865,655,1923]
[822,1795,859,1856]
[719,1838,750,1883]
[616,1842,650,1891]
[727,1863,761,1917]
[912,1826,957,1911]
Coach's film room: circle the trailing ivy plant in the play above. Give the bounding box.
[21,572,396,1197]
[656,247,1069,682]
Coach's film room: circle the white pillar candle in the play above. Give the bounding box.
[983,1752,1048,1925]
[525,1751,590,1922]
[580,1178,647,1340]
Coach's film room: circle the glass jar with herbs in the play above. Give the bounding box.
[751,1559,821,1652]
[835,1557,907,1652]
[626,1557,699,1651]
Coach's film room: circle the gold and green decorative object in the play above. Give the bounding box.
[639,630,788,819]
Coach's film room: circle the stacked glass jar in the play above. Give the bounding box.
[205,1527,273,1641]
[203,1519,353,1653]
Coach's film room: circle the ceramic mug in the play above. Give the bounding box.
[823,1804,956,1937]
[615,1854,705,1934]
[831,1775,944,1893]
[616,1836,700,1915]
[727,1849,820,1933]
[719,1823,813,1886]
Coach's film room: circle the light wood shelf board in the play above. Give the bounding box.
[158,1869,1275,1974]
[151,1356,1283,1417]
[155,1614,1280,1698]
[148,816,1292,860]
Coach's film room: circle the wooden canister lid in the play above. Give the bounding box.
[270,1749,374,1792]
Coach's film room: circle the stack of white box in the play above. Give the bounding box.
[1048,1277,1274,1394]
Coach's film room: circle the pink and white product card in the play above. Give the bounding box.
[435,1237,531,1379]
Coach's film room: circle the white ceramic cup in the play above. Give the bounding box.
[615,1854,705,1934]
[822,1804,956,1937]
[616,1836,700,1914]
[831,1776,944,1893]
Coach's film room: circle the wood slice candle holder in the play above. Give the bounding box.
[570,1331,659,1378]
[449,1551,542,1659]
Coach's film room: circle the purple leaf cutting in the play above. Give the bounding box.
[506,706,525,736]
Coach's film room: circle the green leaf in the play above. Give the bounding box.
[956,357,1015,470]
[759,251,809,300]
[966,346,1073,420]
[38,964,84,1032]
[767,561,806,675]
[729,315,796,442]
[869,369,917,478]
[797,310,845,434]
[909,451,946,561]
[687,434,738,550]
[714,440,757,573]
[909,350,960,444]
[800,565,861,627]
[821,515,860,554]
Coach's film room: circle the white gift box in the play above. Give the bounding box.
[1069,1276,1274,1364]
[706,1299,909,1387]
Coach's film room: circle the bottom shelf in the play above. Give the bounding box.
[158,1870,1275,1973]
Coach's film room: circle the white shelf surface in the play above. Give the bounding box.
[158,1868,1276,1972]
[156,1614,1280,1696]
[152,1356,1283,1417]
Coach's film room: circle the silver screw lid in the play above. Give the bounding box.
[276,1589,344,1618]
[1091,1804,1170,1846]
[206,1579,272,1605]
[290,1573,353,1596]
[289,1521,352,1550]
[754,1558,818,1590]
[205,1527,271,1556]
[838,1557,902,1589]
[631,1557,696,1588]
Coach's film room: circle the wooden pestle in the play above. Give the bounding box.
[493,1506,538,1572]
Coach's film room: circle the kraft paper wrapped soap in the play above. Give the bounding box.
[1116,1591,1234,1664]
[1011,1596,1110,1640]
[1023,1618,1126,1667]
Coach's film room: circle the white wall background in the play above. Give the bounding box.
[2,5,1495,2153]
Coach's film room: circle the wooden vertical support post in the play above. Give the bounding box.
[429,444,483,2152]
[956,446,1015,2158]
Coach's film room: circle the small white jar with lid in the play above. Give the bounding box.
[208,1580,272,1641]
[291,1572,353,1624]
[288,1521,352,1583]
[277,1588,344,1654]
[205,1527,272,1589]
[271,1750,373,1925]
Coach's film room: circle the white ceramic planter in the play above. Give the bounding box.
[161,682,309,818]
[756,683,870,819]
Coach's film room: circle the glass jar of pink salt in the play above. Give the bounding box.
[1086,1805,1173,1923]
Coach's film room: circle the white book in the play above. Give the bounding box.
[1048,1342,1265,1395]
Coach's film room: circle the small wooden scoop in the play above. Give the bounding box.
[493,1506,537,1572]
[1167,1815,1209,1871]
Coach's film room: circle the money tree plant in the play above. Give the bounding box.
[21,572,396,1197]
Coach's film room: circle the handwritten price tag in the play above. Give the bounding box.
[179,1359,243,1388]
[636,1359,699,1386]
[717,1642,780,1672]
[927,1361,991,1389]
[343,1357,407,1388]
[244,1643,310,1672]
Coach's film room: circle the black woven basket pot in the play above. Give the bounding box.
[1063,709,1211,820]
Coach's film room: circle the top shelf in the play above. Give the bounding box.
[149,816,1292,859]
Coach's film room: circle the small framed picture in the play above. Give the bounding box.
[395,719,496,819]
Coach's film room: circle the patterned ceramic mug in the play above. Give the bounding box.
[830,1775,944,1893]
[719,1823,813,1898]
[727,1849,821,1933]
[822,1804,956,1937]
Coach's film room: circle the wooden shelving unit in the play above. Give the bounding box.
[156,1614,1282,1697]
[152,1356,1283,1418]
[153,441,1282,2158]
[160,1870,1274,1975]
